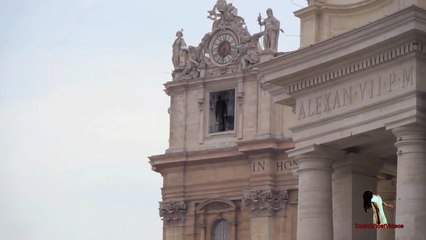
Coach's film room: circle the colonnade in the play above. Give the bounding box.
[295,124,426,240]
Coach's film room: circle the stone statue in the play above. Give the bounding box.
[208,1,248,37]
[208,0,227,20]
[238,32,263,70]
[172,31,187,70]
[196,33,212,68]
[223,4,245,29]
[182,46,200,79]
[257,8,280,52]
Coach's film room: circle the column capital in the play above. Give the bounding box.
[159,200,187,227]
[392,123,426,140]
[392,123,426,154]
[242,189,289,218]
[293,145,344,174]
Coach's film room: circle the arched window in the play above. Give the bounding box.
[212,219,231,240]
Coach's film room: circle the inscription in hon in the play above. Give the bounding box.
[276,159,297,172]
[296,66,414,120]
[251,159,297,173]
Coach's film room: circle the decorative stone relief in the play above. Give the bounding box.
[159,201,187,226]
[208,0,248,38]
[286,40,422,94]
[171,1,266,80]
[238,32,263,70]
[243,189,289,217]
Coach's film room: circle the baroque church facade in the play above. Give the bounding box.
[149,1,426,240]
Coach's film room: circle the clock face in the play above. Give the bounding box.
[210,33,238,65]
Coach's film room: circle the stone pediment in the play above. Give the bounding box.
[196,199,237,213]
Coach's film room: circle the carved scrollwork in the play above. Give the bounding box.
[243,189,289,217]
[171,1,269,80]
[159,201,187,226]
[204,202,231,212]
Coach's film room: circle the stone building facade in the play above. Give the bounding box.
[150,1,426,240]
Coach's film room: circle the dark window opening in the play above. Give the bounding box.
[209,90,235,133]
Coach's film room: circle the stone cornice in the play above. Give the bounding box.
[149,138,294,172]
[285,40,421,95]
[237,138,294,155]
[295,0,392,17]
[149,146,243,172]
[164,70,259,96]
[260,6,426,104]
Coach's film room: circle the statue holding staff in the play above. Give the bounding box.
[257,8,280,52]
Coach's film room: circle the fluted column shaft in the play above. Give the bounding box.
[392,124,426,240]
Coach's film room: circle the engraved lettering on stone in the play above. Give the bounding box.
[252,160,266,172]
[324,92,332,112]
[333,90,341,109]
[342,87,352,106]
[296,66,414,120]
[276,159,298,172]
[403,66,414,87]
[388,72,396,93]
[297,102,306,120]
[359,81,368,101]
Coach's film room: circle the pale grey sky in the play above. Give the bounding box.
[0,0,306,239]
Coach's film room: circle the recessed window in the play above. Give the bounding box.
[209,89,235,133]
[212,219,231,240]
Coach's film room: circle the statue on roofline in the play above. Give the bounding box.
[207,0,227,20]
[238,32,263,70]
[258,8,280,52]
[208,0,247,36]
[172,30,187,70]
[182,46,201,79]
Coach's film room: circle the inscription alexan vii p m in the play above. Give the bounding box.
[296,65,414,120]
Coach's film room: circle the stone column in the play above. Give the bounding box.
[159,201,187,240]
[243,189,289,240]
[295,146,339,240]
[392,124,426,240]
[332,154,382,240]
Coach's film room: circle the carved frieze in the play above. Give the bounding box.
[243,189,289,217]
[159,201,187,226]
[287,40,422,94]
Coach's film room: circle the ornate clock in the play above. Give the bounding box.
[210,31,239,66]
